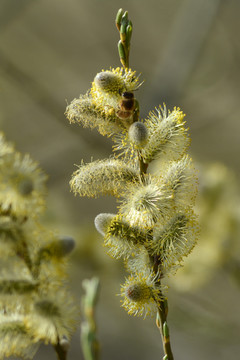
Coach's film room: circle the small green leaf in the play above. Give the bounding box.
[118,40,126,61]
[120,12,129,41]
[156,312,161,328]
[163,321,169,339]
[126,24,133,47]
[120,25,127,43]
[121,11,129,24]
[115,8,124,31]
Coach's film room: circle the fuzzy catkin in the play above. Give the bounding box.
[141,106,190,163]
[70,159,140,198]
[0,133,78,358]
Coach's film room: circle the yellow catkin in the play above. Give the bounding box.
[70,159,140,198]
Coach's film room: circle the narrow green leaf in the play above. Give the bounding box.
[118,40,126,61]
[163,321,169,338]
[126,24,133,47]
[115,8,124,31]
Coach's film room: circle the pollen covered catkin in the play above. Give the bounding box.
[0,133,77,359]
[70,159,140,198]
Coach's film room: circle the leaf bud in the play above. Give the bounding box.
[163,321,169,339]
[115,8,124,31]
[94,213,116,236]
[38,235,75,260]
[118,40,126,63]
[120,11,129,42]
[126,24,133,47]
[57,235,76,256]
[156,311,161,328]
[128,121,148,147]
[122,11,129,22]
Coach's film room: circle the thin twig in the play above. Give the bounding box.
[156,300,174,360]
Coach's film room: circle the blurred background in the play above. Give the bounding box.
[0,0,240,359]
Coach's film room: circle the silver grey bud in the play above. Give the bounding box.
[58,236,76,256]
[94,71,124,92]
[128,122,148,146]
[94,213,116,236]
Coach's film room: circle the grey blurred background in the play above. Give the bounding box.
[0,0,240,359]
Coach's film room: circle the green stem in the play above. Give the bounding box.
[123,45,129,70]
[157,299,174,360]
[81,278,100,360]
[116,8,174,359]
